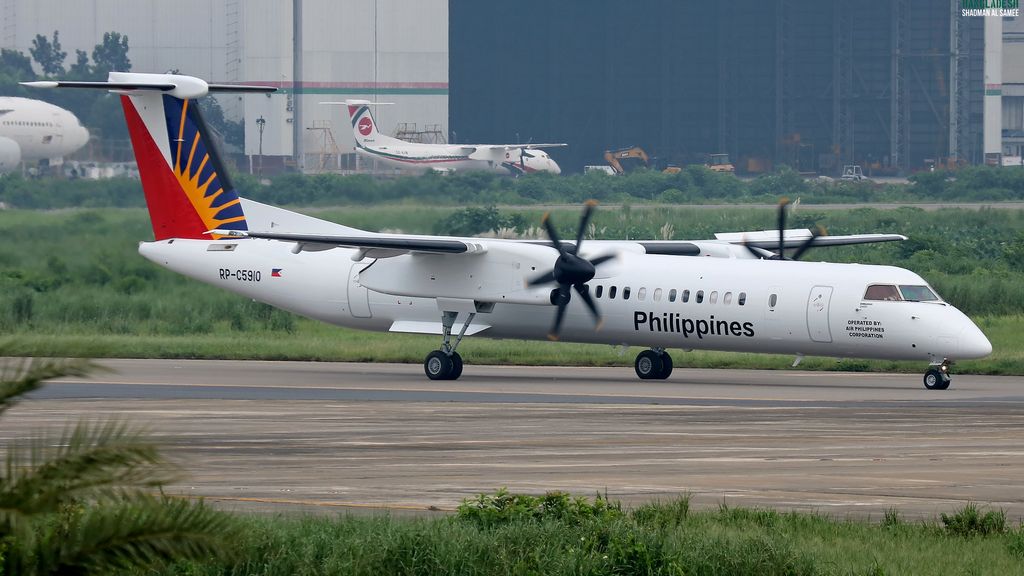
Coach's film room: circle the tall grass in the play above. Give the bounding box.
[137,496,1024,576]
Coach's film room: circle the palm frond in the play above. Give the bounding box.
[10,495,237,575]
[0,420,177,520]
[0,356,94,414]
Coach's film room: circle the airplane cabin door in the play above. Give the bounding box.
[806,285,833,343]
[347,263,372,318]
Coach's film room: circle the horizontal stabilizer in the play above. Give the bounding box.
[23,73,275,99]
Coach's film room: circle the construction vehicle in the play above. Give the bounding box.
[704,153,735,173]
[840,165,864,181]
[603,146,680,174]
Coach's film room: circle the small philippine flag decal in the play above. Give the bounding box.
[271,268,283,278]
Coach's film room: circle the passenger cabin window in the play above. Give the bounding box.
[638,287,647,301]
[696,290,704,304]
[668,289,677,302]
[864,284,901,301]
[738,292,746,306]
[682,289,690,303]
[623,287,631,300]
[609,286,617,299]
[653,288,662,302]
[595,285,603,298]
[768,293,778,308]
[724,292,733,305]
[709,291,718,304]
[899,285,939,302]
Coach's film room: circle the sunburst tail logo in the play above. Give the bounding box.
[162,95,247,237]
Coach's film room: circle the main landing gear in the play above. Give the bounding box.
[635,348,673,380]
[424,311,474,380]
[923,359,952,390]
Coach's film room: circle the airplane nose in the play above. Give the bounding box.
[550,160,561,175]
[958,322,992,359]
[78,126,90,147]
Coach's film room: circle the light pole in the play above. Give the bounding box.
[256,115,266,178]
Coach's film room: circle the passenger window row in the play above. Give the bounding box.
[594,285,746,306]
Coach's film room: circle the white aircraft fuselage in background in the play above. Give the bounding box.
[342,100,563,175]
[25,73,991,389]
[0,97,90,172]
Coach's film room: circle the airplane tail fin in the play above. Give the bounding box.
[23,72,275,240]
[333,100,394,147]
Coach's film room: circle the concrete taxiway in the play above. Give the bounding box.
[7,359,1024,519]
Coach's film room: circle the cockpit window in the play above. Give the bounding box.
[863,284,901,301]
[899,285,939,302]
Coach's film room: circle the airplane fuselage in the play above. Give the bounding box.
[139,238,990,364]
[355,142,559,175]
[0,97,90,169]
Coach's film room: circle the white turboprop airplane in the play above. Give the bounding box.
[337,100,564,175]
[0,96,90,172]
[26,73,992,390]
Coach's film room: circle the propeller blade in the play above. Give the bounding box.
[573,284,602,327]
[575,199,598,248]
[527,269,556,287]
[548,286,571,340]
[541,212,565,255]
[589,253,616,267]
[789,226,827,261]
[742,243,771,260]
[777,197,789,258]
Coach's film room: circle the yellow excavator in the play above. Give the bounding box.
[603,146,681,174]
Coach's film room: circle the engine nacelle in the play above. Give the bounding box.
[0,137,22,173]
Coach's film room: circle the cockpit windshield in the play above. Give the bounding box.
[899,285,940,302]
[863,284,941,302]
[863,284,901,301]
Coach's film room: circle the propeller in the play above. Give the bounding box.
[519,148,535,171]
[741,197,826,261]
[528,200,615,340]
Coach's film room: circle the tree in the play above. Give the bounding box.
[68,49,92,79]
[0,357,237,574]
[91,31,130,76]
[29,31,66,77]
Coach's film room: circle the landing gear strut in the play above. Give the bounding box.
[424,311,474,380]
[923,359,952,390]
[635,348,673,380]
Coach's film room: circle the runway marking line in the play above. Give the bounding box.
[40,379,914,405]
[170,494,453,512]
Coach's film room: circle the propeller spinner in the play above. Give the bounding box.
[528,200,615,340]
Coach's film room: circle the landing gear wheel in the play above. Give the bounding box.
[635,350,670,380]
[424,350,455,381]
[659,352,673,379]
[923,367,950,390]
[450,351,464,380]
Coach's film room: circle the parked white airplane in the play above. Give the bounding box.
[0,96,90,172]
[26,73,992,389]
[337,100,564,175]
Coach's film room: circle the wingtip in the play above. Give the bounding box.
[541,212,550,224]
[547,333,559,342]
[585,199,599,207]
[595,319,605,332]
[20,81,57,88]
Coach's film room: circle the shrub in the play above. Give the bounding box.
[940,503,1006,537]
[456,488,623,527]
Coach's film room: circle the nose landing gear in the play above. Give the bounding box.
[635,348,673,380]
[923,359,952,390]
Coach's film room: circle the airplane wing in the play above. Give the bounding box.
[714,229,907,249]
[210,229,485,258]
